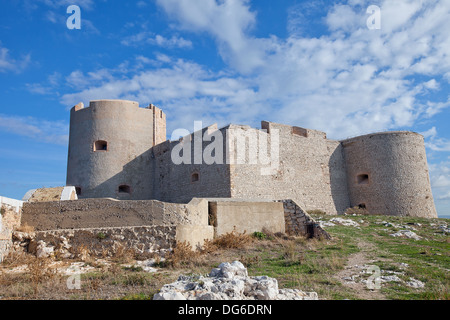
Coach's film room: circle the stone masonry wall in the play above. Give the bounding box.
[278,199,330,239]
[342,132,437,218]
[153,125,232,203]
[0,197,23,262]
[12,226,177,259]
[228,122,348,215]
[36,226,176,258]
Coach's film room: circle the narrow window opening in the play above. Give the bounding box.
[118,185,131,194]
[75,187,82,196]
[94,140,108,151]
[191,173,199,182]
[357,174,369,185]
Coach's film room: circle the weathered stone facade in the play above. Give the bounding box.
[65,99,437,218]
[0,196,23,262]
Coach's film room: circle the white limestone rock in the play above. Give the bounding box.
[153,261,318,300]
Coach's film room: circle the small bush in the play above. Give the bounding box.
[96,232,106,240]
[111,243,135,264]
[252,231,267,240]
[165,241,204,268]
[211,229,253,249]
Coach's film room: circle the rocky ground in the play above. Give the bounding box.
[0,214,448,300]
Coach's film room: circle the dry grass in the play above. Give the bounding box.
[26,257,58,296]
[209,229,254,249]
[345,206,369,215]
[15,223,35,234]
[110,243,136,264]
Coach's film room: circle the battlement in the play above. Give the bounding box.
[71,100,165,113]
[261,121,327,139]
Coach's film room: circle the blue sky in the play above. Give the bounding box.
[0,0,449,216]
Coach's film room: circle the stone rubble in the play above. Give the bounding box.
[153,261,318,300]
[389,230,423,241]
[329,217,361,227]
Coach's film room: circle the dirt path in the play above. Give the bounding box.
[334,241,387,300]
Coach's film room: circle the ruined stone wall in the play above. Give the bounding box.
[0,197,23,262]
[278,199,330,239]
[342,132,437,218]
[227,122,348,214]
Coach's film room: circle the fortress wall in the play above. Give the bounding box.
[154,126,232,203]
[66,100,159,200]
[227,122,346,214]
[0,197,23,262]
[149,104,167,146]
[21,198,209,231]
[342,132,437,218]
[209,201,285,236]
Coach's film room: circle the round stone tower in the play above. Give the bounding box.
[342,131,437,218]
[66,99,166,200]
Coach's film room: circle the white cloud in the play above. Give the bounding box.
[38,0,94,10]
[437,191,450,200]
[156,0,268,73]
[0,114,69,145]
[0,46,31,73]
[422,127,450,152]
[121,32,192,49]
[56,0,450,141]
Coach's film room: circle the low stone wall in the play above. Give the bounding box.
[21,198,208,231]
[16,197,213,257]
[208,200,285,236]
[34,226,177,258]
[278,199,330,239]
[13,224,214,259]
[0,196,23,262]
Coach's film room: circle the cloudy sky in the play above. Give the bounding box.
[0,0,449,216]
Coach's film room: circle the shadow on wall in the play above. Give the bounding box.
[328,144,351,215]
[74,140,233,202]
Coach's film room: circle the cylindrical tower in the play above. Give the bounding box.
[66,100,165,200]
[342,131,437,218]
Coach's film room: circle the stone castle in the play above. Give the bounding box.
[66,99,437,218]
[0,98,439,261]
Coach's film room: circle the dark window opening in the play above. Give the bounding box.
[94,140,108,151]
[358,203,366,209]
[357,174,369,185]
[75,187,81,196]
[191,173,199,182]
[118,185,131,194]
